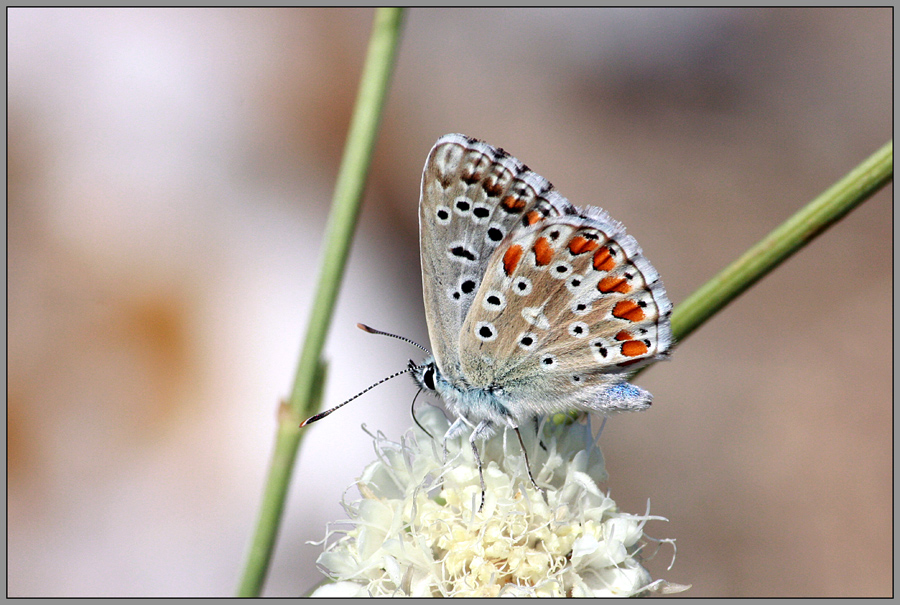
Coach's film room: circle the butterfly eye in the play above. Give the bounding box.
[423,365,436,390]
[540,354,556,368]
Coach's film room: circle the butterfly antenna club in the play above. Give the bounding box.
[357,323,431,354]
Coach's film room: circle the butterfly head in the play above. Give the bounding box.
[411,356,439,393]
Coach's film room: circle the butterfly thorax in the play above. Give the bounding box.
[413,357,517,427]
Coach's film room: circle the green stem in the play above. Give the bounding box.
[236,8,405,597]
[669,140,892,346]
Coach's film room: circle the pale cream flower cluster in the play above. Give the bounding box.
[310,406,688,597]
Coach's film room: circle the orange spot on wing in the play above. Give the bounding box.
[503,244,524,276]
[568,235,599,255]
[598,275,631,294]
[612,300,645,322]
[501,195,526,213]
[592,247,616,272]
[614,330,632,341]
[621,340,649,357]
[523,210,543,226]
[533,237,553,266]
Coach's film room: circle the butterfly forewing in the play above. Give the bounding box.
[419,134,573,381]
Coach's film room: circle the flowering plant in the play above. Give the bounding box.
[310,406,688,597]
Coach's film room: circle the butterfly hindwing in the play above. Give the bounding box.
[458,205,672,416]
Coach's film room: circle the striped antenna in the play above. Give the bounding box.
[299,324,430,427]
[300,365,419,427]
[357,323,431,354]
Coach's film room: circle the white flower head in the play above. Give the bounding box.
[310,406,689,597]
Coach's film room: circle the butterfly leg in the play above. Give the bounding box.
[442,416,472,461]
[513,426,543,495]
[469,419,496,512]
[445,416,472,440]
[443,417,494,511]
[532,416,548,451]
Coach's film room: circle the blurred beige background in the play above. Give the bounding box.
[7,7,892,597]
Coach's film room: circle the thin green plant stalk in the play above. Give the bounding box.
[236,8,405,597]
[668,140,892,346]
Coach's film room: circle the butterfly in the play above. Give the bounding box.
[411,134,672,503]
[304,134,672,510]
